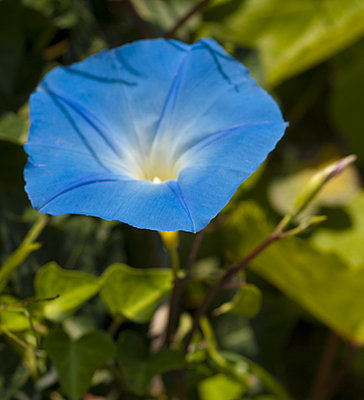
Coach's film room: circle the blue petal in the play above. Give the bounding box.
[178,122,288,231]
[34,176,195,232]
[25,38,287,232]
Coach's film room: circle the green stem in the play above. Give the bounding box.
[1,327,40,356]
[183,230,280,353]
[0,215,48,292]
[164,245,182,346]
[165,232,204,346]
[170,247,180,279]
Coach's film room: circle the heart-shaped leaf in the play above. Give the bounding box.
[35,263,100,321]
[116,330,184,395]
[44,328,115,400]
[100,263,172,323]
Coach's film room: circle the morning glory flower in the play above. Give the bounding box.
[24,38,287,233]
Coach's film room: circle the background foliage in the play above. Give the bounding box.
[1,0,364,399]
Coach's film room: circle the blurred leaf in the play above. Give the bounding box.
[44,328,115,400]
[204,0,364,86]
[198,373,244,400]
[63,315,97,341]
[225,201,364,342]
[0,215,47,292]
[312,191,364,267]
[220,351,293,400]
[100,263,172,323]
[0,362,29,400]
[269,162,360,219]
[200,317,290,399]
[0,295,32,332]
[22,0,80,29]
[0,110,28,145]
[116,330,185,395]
[330,38,364,161]
[34,263,100,321]
[214,284,262,318]
[132,0,198,37]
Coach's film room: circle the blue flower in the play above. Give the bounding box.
[24,38,287,233]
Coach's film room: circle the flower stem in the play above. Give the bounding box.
[165,232,204,346]
[183,230,280,353]
[1,327,40,356]
[170,247,180,278]
[0,215,48,292]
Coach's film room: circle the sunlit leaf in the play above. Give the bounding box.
[0,295,32,332]
[214,284,262,318]
[34,263,100,321]
[100,263,172,323]
[225,201,364,342]
[198,373,244,400]
[44,328,115,400]
[0,110,28,145]
[312,192,364,267]
[204,0,364,86]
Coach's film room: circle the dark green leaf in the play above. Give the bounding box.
[44,328,115,400]
[116,330,185,395]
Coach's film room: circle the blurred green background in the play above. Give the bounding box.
[1,1,364,399]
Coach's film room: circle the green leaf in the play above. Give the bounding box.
[0,109,28,144]
[100,263,172,323]
[214,284,262,318]
[225,201,364,342]
[220,351,293,400]
[116,330,185,395]
[0,215,47,292]
[204,0,364,86]
[199,317,290,399]
[0,295,32,332]
[312,191,364,267]
[22,0,80,29]
[34,263,100,321]
[198,373,244,400]
[44,328,115,400]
